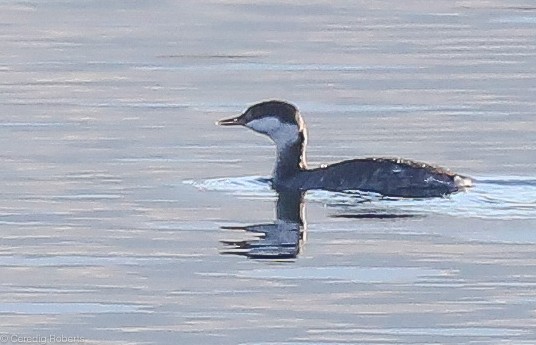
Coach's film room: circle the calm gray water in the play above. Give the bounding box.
[1,1,536,344]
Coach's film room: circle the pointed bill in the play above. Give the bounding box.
[216,115,245,126]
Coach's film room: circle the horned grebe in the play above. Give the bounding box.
[217,100,472,198]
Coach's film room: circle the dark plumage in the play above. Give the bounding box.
[218,100,472,198]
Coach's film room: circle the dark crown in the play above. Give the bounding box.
[242,100,300,125]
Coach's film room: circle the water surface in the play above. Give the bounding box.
[1,1,535,344]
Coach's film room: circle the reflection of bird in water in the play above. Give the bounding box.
[220,221,302,259]
[220,191,305,260]
[218,100,472,198]
[219,187,425,259]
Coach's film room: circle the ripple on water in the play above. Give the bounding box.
[492,16,536,24]
[0,255,193,267]
[308,326,529,337]
[232,266,450,284]
[183,176,274,198]
[0,302,147,315]
[184,175,536,220]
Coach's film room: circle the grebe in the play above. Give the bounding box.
[217,100,472,198]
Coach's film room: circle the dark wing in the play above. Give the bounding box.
[301,158,460,197]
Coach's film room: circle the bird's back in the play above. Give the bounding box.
[277,157,470,198]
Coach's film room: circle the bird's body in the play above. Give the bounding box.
[277,157,467,198]
[218,100,472,198]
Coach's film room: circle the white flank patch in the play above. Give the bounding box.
[246,117,300,148]
[454,175,473,187]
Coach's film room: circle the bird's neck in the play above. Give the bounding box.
[273,130,307,182]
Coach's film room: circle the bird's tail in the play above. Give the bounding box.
[454,174,473,189]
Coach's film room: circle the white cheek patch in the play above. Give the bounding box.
[246,117,299,147]
[246,117,281,134]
